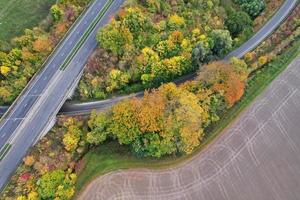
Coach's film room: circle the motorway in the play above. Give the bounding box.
[0,0,125,191]
[0,0,298,194]
[0,0,298,116]
[79,52,300,200]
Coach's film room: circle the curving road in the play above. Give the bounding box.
[79,54,300,200]
[0,0,298,194]
[0,0,298,116]
[0,0,125,191]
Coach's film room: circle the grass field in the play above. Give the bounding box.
[0,0,56,50]
[75,36,300,196]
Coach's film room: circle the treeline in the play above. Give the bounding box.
[0,0,91,105]
[66,58,248,158]
[78,0,262,100]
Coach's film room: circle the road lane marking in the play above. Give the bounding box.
[60,0,115,70]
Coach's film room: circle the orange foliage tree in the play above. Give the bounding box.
[197,61,246,107]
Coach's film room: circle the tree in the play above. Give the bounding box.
[198,61,245,107]
[17,196,26,200]
[121,7,150,36]
[63,126,82,152]
[50,5,64,22]
[135,91,166,133]
[86,110,111,145]
[258,55,268,66]
[97,20,133,56]
[33,37,51,53]
[132,132,176,157]
[106,69,130,92]
[192,42,212,67]
[225,11,253,37]
[0,65,10,75]
[0,87,12,104]
[168,14,185,29]
[241,0,265,18]
[230,57,249,81]
[170,91,207,154]
[37,170,65,199]
[109,100,141,145]
[62,118,83,152]
[210,29,233,57]
[37,170,76,200]
[234,0,266,18]
[27,191,39,200]
[23,155,35,167]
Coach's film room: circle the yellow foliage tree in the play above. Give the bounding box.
[27,191,39,200]
[0,66,10,75]
[23,155,35,167]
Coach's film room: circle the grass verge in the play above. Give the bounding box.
[0,0,56,50]
[75,36,300,196]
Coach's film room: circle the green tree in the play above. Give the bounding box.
[50,5,64,22]
[37,170,76,200]
[96,20,133,56]
[234,0,266,18]
[87,111,111,145]
[106,69,131,92]
[192,42,212,67]
[210,29,233,57]
[241,0,266,18]
[225,11,253,37]
[37,170,65,199]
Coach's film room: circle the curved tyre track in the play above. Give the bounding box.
[79,56,300,200]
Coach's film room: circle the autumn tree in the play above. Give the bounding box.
[97,19,133,56]
[37,170,65,199]
[197,61,245,107]
[62,118,84,153]
[109,100,141,145]
[106,69,130,92]
[37,170,76,200]
[23,155,35,167]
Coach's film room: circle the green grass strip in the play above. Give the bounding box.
[60,0,114,70]
[0,143,12,161]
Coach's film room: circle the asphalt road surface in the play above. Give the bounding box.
[79,54,300,200]
[0,0,297,116]
[0,0,125,191]
[0,0,297,194]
